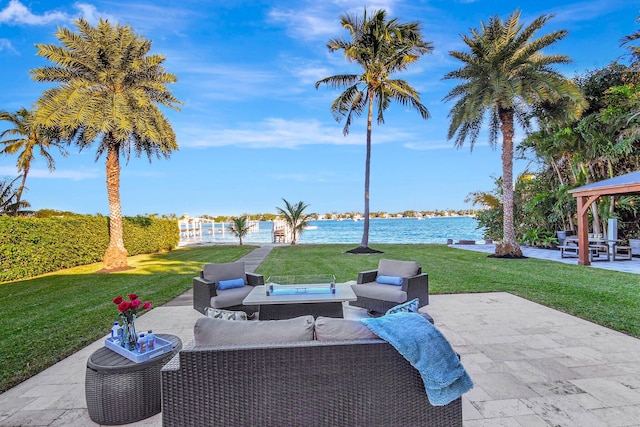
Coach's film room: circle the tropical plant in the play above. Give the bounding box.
[621,16,640,66]
[228,216,250,245]
[0,108,66,213]
[315,9,433,253]
[0,175,30,215]
[31,18,181,271]
[276,198,312,245]
[443,9,584,258]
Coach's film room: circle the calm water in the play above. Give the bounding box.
[179,217,484,245]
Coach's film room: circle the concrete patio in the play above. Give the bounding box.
[1,245,640,426]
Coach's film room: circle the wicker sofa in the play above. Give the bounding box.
[161,316,463,427]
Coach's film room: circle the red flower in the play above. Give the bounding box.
[112,292,151,321]
[118,301,131,313]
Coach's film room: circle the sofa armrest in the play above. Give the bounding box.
[357,269,378,284]
[246,272,264,286]
[402,273,429,307]
[193,276,217,314]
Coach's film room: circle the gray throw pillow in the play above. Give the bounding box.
[194,315,315,346]
[314,316,378,341]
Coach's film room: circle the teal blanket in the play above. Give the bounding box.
[360,312,473,406]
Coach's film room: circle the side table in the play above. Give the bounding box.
[85,333,182,425]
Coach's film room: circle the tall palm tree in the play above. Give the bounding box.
[315,9,433,254]
[0,108,66,214]
[31,18,181,271]
[228,216,250,245]
[0,176,30,215]
[621,16,640,66]
[276,198,312,245]
[443,10,583,257]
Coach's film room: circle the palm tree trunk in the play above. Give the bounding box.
[102,142,129,270]
[360,90,374,248]
[498,108,521,256]
[14,165,29,216]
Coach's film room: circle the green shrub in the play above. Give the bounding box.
[0,215,179,281]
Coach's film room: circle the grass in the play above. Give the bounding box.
[0,245,256,394]
[257,244,640,337]
[1,243,639,394]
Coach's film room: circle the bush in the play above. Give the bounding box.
[0,214,179,282]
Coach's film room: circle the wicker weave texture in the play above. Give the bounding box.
[162,340,462,427]
[85,334,181,425]
[193,273,263,315]
[350,267,429,314]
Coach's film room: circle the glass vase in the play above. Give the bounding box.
[120,315,137,351]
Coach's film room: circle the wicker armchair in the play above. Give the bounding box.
[192,261,263,315]
[350,258,429,315]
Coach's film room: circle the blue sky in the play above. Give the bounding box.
[0,0,638,217]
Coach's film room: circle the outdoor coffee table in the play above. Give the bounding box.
[243,275,357,320]
[85,333,182,425]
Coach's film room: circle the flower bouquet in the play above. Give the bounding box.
[112,293,151,350]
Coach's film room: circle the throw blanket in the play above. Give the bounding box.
[360,312,473,406]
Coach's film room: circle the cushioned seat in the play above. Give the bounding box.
[350,282,407,304]
[350,259,429,315]
[192,261,264,315]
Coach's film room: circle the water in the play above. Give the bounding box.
[179,217,484,245]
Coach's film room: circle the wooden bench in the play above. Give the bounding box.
[613,244,632,261]
[560,244,607,261]
[559,245,579,258]
[588,243,610,261]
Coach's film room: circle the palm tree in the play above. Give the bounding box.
[276,198,312,245]
[30,19,181,271]
[228,216,250,245]
[0,108,66,214]
[621,16,640,66]
[315,9,433,254]
[443,10,583,257]
[0,176,30,215]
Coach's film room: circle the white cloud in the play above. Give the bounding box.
[0,0,68,25]
[73,3,117,25]
[268,0,400,42]
[0,1,117,26]
[0,165,99,181]
[0,38,18,54]
[177,117,432,150]
[185,118,361,148]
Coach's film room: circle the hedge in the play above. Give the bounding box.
[0,215,180,282]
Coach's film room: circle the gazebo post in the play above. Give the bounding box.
[576,196,592,265]
[569,171,640,266]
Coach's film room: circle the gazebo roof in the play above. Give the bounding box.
[568,170,640,197]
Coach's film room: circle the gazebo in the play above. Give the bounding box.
[568,170,640,265]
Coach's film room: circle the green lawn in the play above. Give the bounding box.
[1,243,639,394]
[0,245,255,394]
[257,244,640,337]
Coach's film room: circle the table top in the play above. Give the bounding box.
[87,333,181,373]
[243,283,357,305]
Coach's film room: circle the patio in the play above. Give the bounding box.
[1,245,640,426]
